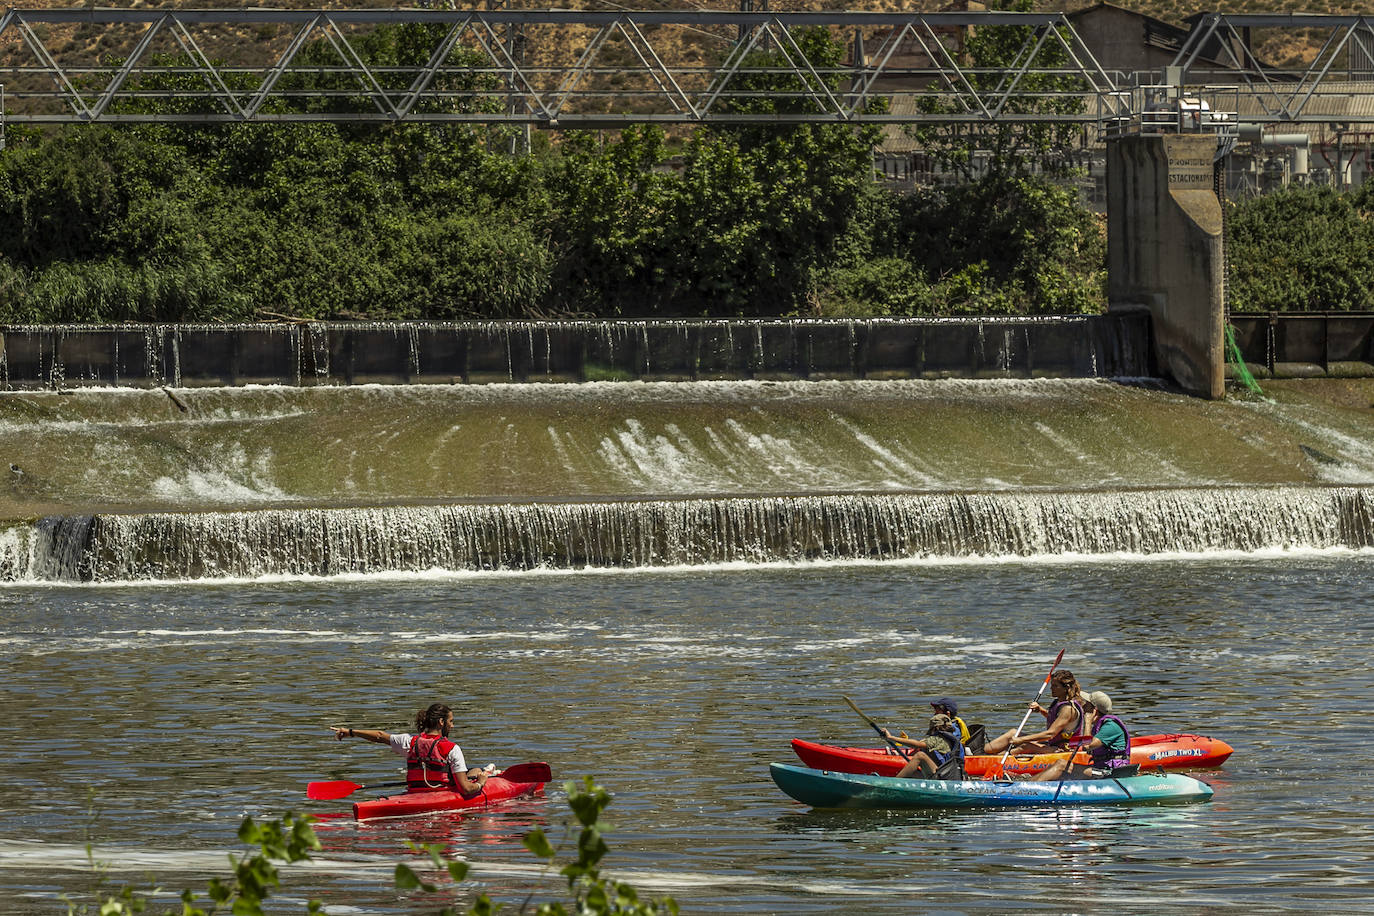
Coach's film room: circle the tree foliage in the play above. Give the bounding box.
[0,22,1123,322]
[908,0,1089,181]
[1226,183,1374,312]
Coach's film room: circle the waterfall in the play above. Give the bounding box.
[4,486,1371,583]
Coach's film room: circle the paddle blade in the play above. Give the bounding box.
[307,779,364,801]
[500,762,552,784]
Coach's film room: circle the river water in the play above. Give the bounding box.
[3,551,1372,913]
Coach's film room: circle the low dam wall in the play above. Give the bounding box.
[1230,312,1374,379]
[0,317,1153,389]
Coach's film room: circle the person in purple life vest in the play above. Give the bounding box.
[331,702,491,797]
[983,669,1088,756]
[1033,690,1132,781]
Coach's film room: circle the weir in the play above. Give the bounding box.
[3,486,1372,582]
[0,318,1152,388]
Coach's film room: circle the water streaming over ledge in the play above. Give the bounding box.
[0,317,1151,388]
[3,486,1371,583]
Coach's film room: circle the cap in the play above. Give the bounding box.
[1084,691,1113,713]
[930,697,959,716]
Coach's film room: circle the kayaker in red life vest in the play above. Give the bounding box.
[1032,690,1132,781]
[981,669,1087,756]
[331,703,491,797]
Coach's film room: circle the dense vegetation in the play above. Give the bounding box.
[0,19,1362,324]
[1226,182,1374,312]
[0,20,1113,324]
[0,116,1111,322]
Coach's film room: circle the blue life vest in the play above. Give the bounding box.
[1089,714,1132,769]
[928,726,966,778]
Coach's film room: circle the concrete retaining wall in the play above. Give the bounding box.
[0,317,1153,389]
[1230,313,1374,378]
[1107,134,1225,399]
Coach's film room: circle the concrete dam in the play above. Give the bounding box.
[3,347,1374,580]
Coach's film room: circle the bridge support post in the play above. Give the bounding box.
[1107,134,1225,399]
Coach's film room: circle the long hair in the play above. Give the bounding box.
[1051,670,1080,702]
[415,703,452,734]
[1049,670,1084,735]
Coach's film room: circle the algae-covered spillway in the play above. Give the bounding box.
[3,377,1374,580]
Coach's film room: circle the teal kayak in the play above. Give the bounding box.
[769,762,1214,809]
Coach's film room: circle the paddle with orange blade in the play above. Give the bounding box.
[990,649,1066,779]
[307,761,553,800]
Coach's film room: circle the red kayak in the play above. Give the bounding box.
[353,771,547,821]
[792,733,1233,778]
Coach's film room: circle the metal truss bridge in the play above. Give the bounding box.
[0,8,1372,127]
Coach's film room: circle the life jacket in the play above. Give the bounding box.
[406,734,457,790]
[952,716,971,745]
[1088,714,1132,769]
[1045,698,1086,747]
[928,726,966,779]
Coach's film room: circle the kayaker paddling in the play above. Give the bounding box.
[1033,690,1132,782]
[880,713,965,778]
[929,698,971,746]
[982,669,1087,756]
[331,703,491,798]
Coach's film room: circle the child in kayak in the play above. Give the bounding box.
[331,702,492,797]
[880,713,965,778]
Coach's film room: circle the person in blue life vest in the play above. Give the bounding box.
[1032,690,1132,782]
[982,669,1088,756]
[880,713,965,778]
[930,697,972,745]
[929,696,990,753]
[331,702,491,797]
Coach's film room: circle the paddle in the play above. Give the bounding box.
[307,761,553,801]
[990,648,1066,780]
[842,695,912,760]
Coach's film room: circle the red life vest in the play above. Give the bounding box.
[406,734,457,790]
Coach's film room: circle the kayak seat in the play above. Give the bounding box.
[965,724,987,756]
[1111,764,1141,778]
[933,756,965,781]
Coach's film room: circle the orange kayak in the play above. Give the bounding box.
[791,733,1233,778]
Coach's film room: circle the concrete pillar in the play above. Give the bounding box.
[1107,135,1225,399]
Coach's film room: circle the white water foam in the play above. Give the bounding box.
[2,542,1370,591]
[148,444,290,504]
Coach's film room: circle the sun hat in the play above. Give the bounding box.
[928,713,954,733]
[1084,691,1113,713]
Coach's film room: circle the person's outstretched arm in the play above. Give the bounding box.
[331,726,391,745]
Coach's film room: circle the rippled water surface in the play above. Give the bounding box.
[2,554,1372,913]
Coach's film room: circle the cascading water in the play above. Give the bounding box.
[4,486,1373,583]
[4,374,1374,583]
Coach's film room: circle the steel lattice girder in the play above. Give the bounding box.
[1172,14,1374,123]
[0,8,1369,125]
